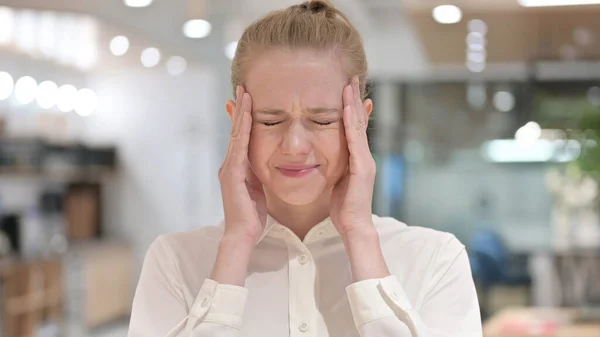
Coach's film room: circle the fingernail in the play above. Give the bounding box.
[353,76,359,86]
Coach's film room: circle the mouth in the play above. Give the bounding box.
[276,164,320,178]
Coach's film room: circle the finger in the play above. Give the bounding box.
[231,93,253,166]
[342,84,362,141]
[352,76,366,128]
[230,86,245,138]
[240,90,252,119]
[226,86,246,158]
[343,84,372,171]
[342,102,357,146]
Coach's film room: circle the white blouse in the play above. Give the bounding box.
[128,214,482,337]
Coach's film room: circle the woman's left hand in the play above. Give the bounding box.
[330,76,390,281]
[330,76,376,241]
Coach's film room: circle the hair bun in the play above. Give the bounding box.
[308,0,330,12]
[300,0,336,17]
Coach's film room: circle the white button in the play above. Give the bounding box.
[298,254,308,265]
[298,322,309,332]
[317,230,325,236]
[390,292,398,300]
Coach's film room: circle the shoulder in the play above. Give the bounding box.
[145,222,225,284]
[373,214,463,249]
[373,214,466,269]
[153,222,224,262]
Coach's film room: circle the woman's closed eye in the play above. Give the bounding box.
[256,117,340,127]
[312,120,335,126]
[261,121,284,126]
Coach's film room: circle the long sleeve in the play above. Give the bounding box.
[346,247,482,337]
[128,236,249,337]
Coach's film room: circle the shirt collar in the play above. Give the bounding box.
[258,214,340,244]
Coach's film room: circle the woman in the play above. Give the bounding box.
[128,1,482,336]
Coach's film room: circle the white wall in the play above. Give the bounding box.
[82,66,225,276]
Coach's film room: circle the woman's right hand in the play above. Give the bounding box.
[218,85,267,246]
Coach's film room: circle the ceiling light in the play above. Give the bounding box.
[482,139,570,163]
[57,84,78,112]
[432,5,462,24]
[75,88,98,116]
[141,47,161,68]
[124,0,153,8]
[466,32,486,51]
[467,50,487,64]
[493,91,515,112]
[110,36,130,56]
[36,80,59,109]
[468,19,488,35]
[519,0,600,6]
[466,61,485,73]
[515,121,542,146]
[166,56,187,76]
[183,19,212,39]
[15,76,38,105]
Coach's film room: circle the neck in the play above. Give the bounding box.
[266,189,332,241]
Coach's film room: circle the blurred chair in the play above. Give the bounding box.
[469,229,532,320]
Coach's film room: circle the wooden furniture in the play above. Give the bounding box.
[65,183,102,241]
[484,307,600,337]
[1,258,63,337]
[64,241,133,330]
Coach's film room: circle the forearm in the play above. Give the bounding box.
[210,235,254,286]
[342,227,391,282]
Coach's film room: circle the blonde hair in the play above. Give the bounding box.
[231,0,368,100]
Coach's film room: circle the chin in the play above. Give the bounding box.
[270,184,327,206]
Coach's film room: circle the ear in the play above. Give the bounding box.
[225,100,236,122]
[363,98,373,127]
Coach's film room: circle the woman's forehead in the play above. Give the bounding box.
[245,50,347,106]
[246,49,346,85]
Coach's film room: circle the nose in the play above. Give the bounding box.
[280,120,311,156]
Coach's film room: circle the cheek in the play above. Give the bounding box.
[315,129,348,167]
[248,129,279,168]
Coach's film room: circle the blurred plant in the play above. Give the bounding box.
[540,89,600,248]
[574,105,600,183]
[545,163,600,249]
[546,164,598,209]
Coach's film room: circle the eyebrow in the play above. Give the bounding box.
[254,108,341,115]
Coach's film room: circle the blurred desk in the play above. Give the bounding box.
[525,248,600,307]
[484,307,600,337]
[0,257,63,337]
[64,241,133,330]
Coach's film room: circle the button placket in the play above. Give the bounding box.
[284,237,317,337]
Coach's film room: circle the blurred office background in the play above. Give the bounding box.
[0,0,599,336]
